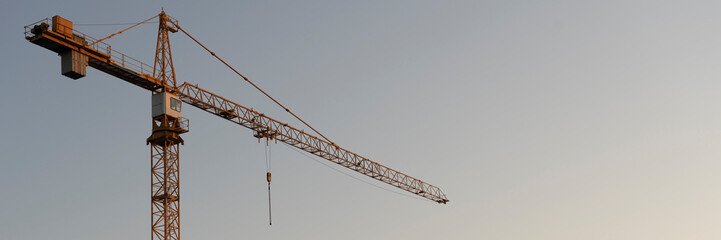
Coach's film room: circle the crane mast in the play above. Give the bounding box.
[147,11,183,240]
[23,12,449,240]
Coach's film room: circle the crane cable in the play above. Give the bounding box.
[170,21,337,147]
[88,14,159,46]
[264,138,273,226]
[75,21,158,26]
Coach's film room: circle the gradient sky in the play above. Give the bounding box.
[2,1,721,239]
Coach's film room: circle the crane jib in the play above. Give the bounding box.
[176,83,449,204]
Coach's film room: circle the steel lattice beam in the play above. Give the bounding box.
[176,83,449,204]
[149,142,181,240]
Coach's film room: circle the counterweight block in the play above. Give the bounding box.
[60,50,87,79]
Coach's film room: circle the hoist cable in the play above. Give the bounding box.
[170,21,336,146]
[267,180,272,226]
[264,142,269,172]
[89,14,159,46]
[268,143,272,172]
[263,139,273,172]
[264,139,273,225]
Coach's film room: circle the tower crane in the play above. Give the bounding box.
[23,12,449,240]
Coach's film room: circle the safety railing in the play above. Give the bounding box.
[23,18,49,37]
[108,48,154,77]
[179,117,190,132]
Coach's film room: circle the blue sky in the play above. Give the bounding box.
[2,1,721,239]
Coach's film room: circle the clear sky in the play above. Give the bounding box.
[2,1,720,239]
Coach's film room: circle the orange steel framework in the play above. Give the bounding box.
[23,11,449,240]
[153,12,178,90]
[147,12,183,240]
[147,115,184,240]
